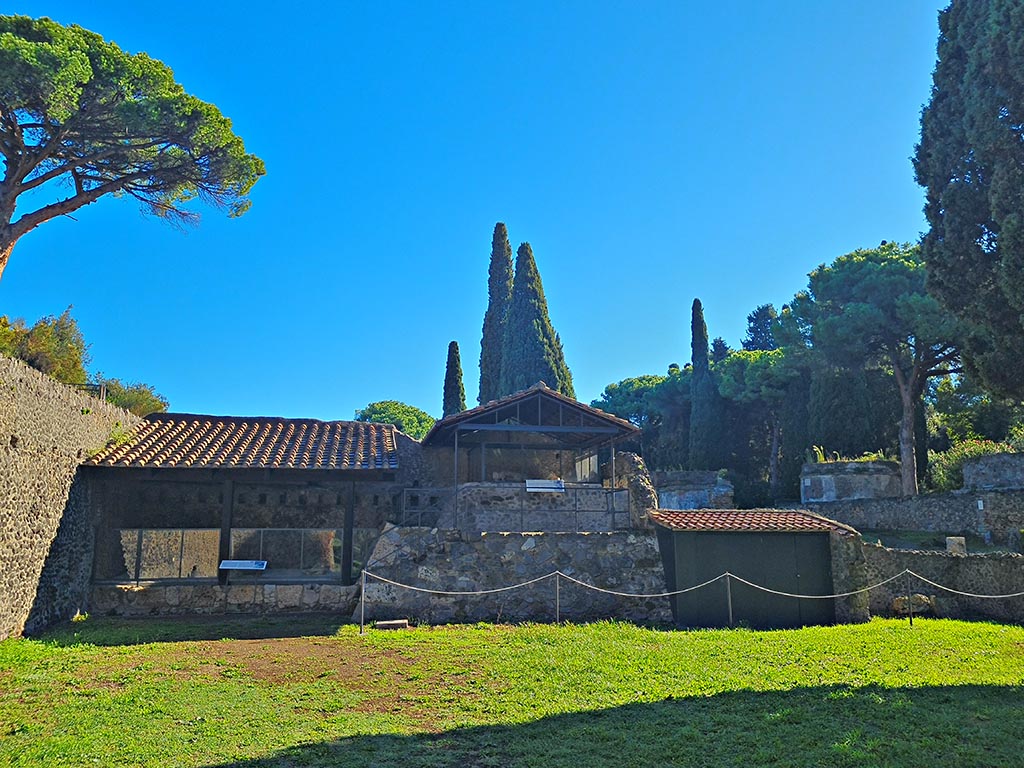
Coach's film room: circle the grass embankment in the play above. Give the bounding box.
[1,616,1022,767]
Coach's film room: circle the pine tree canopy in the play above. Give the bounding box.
[442,340,467,417]
[0,15,264,281]
[499,242,575,399]
[478,222,513,404]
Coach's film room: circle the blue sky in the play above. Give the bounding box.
[2,1,947,420]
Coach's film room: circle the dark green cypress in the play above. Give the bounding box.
[442,340,467,417]
[499,242,575,398]
[689,298,720,470]
[478,223,513,404]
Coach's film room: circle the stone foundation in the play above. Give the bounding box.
[800,461,901,503]
[91,581,360,617]
[861,544,1024,622]
[359,525,672,625]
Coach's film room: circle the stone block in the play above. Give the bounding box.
[276,584,303,609]
[946,537,968,555]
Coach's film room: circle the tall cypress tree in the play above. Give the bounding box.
[499,242,575,398]
[689,298,720,470]
[442,340,467,417]
[478,223,513,404]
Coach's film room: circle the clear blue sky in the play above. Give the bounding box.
[3,1,948,420]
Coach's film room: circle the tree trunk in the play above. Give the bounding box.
[897,383,918,496]
[0,239,13,283]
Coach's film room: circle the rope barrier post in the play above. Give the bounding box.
[555,572,561,624]
[905,570,914,628]
[360,569,366,635]
[725,573,734,628]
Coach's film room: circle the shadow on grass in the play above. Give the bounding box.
[37,613,350,647]
[202,684,1020,768]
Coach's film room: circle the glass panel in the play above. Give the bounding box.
[93,528,137,580]
[262,529,302,570]
[301,529,340,574]
[138,530,182,579]
[181,529,220,578]
[231,529,262,560]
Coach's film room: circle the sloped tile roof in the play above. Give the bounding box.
[421,381,639,446]
[651,509,852,534]
[86,413,399,470]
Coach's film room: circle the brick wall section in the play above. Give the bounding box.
[359,526,674,625]
[861,543,1024,622]
[803,490,1024,546]
[0,356,140,638]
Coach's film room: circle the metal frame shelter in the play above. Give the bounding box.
[420,383,640,521]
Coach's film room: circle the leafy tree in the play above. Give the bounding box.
[717,349,800,497]
[478,223,513,404]
[499,242,575,398]
[790,243,962,495]
[710,336,730,363]
[688,298,722,470]
[0,16,265,279]
[913,0,1024,399]
[98,376,169,416]
[442,340,466,417]
[929,374,1024,448]
[645,364,693,470]
[0,306,88,384]
[742,304,778,351]
[591,374,666,428]
[354,400,436,440]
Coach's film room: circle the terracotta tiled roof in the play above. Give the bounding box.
[86,413,399,470]
[651,509,852,534]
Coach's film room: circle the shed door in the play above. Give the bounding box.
[672,532,834,629]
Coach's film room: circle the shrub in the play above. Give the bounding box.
[928,439,1014,492]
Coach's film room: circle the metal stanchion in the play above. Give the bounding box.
[360,569,366,635]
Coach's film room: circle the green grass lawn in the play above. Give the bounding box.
[1,616,1022,767]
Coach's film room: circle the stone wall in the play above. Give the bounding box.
[861,544,1024,622]
[90,581,360,617]
[359,525,673,625]
[802,490,1024,546]
[800,461,902,503]
[652,469,734,510]
[962,453,1024,491]
[0,356,140,638]
[829,530,871,623]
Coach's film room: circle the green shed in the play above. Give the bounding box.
[652,509,850,629]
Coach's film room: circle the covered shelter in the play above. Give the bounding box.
[419,383,640,531]
[652,509,855,629]
[85,413,401,587]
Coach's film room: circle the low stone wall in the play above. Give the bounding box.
[862,544,1024,622]
[653,470,734,510]
[91,581,360,616]
[0,357,140,638]
[800,461,901,503]
[963,453,1024,491]
[803,490,1024,546]
[359,525,672,625]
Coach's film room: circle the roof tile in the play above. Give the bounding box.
[651,509,852,534]
[87,413,400,471]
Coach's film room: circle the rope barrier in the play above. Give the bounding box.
[906,570,1024,600]
[362,568,936,602]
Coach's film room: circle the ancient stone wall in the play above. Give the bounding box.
[0,356,140,638]
[359,525,673,625]
[861,544,1024,622]
[962,453,1024,491]
[802,490,1024,546]
[651,469,734,510]
[90,581,360,617]
[829,530,871,623]
[800,461,902,503]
